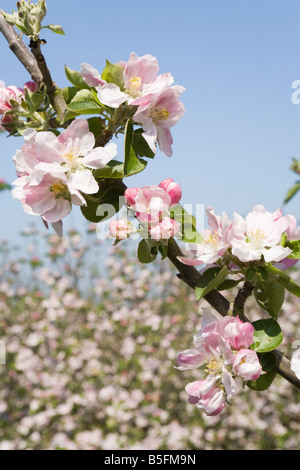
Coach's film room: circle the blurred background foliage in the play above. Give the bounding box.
[0,222,299,450]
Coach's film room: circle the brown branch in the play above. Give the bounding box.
[29,38,66,122]
[166,237,231,316]
[0,14,42,85]
[232,280,254,321]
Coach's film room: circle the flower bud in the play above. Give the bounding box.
[109,220,133,240]
[158,178,182,206]
[124,187,139,206]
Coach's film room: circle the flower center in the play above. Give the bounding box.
[150,107,170,123]
[247,227,266,249]
[128,76,142,97]
[49,181,69,199]
[62,147,83,170]
[204,231,219,248]
[204,357,223,375]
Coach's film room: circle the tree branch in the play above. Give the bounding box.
[0,14,42,85]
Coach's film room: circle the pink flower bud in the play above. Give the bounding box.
[23,81,38,93]
[149,217,180,241]
[124,187,139,206]
[232,349,262,381]
[158,178,182,206]
[109,220,132,240]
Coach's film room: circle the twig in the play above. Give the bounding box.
[0,14,42,85]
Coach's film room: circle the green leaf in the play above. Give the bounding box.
[81,185,125,223]
[252,318,283,353]
[133,128,155,159]
[124,120,147,177]
[247,352,277,391]
[217,278,242,291]
[94,160,124,179]
[65,65,90,90]
[267,265,300,297]
[253,280,285,318]
[87,117,104,139]
[284,181,300,204]
[61,87,78,105]
[43,24,65,35]
[246,267,256,281]
[169,205,203,244]
[101,60,125,90]
[195,266,229,301]
[285,239,300,259]
[137,239,157,264]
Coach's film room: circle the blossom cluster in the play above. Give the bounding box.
[12,119,117,233]
[109,178,182,242]
[180,204,300,268]
[81,52,185,157]
[0,80,37,131]
[177,309,262,416]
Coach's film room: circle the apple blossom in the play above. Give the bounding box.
[178,206,232,266]
[158,178,182,206]
[12,171,73,223]
[229,205,292,263]
[149,217,180,241]
[96,52,172,109]
[291,348,300,380]
[17,119,117,197]
[109,220,134,240]
[133,84,185,157]
[232,349,262,381]
[177,309,261,415]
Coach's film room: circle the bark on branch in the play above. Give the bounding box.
[0,14,42,85]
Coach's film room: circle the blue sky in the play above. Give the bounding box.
[1,0,300,243]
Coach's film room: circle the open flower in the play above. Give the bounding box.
[30,119,117,196]
[179,206,232,266]
[176,309,261,416]
[96,52,172,109]
[133,84,185,157]
[229,205,292,263]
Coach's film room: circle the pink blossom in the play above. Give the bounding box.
[229,205,291,263]
[13,129,38,177]
[23,81,38,93]
[32,119,117,196]
[12,171,73,223]
[158,178,182,206]
[133,84,185,157]
[80,63,106,87]
[109,220,133,240]
[124,187,139,206]
[0,81,24,114]
[232,349,262,381]
[177,309,262,416]
[149,217,180,241]
[96,52,171,108]
[291,348,300,380]
[178,206,231,266]
[185,377,226,416]
[129,185,171,225]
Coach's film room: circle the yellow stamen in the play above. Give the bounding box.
[150,107,170,123]
[49,181,68,198]
[128,76,142,97]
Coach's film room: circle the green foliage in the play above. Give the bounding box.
[81,184,125,223]
[101,60,125,90]
[284,181,300,204]
[252,319,283,353]
[195,266,229,301]
[137,239,158,264]
[253,281,285,318]
[123,120,147,177]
